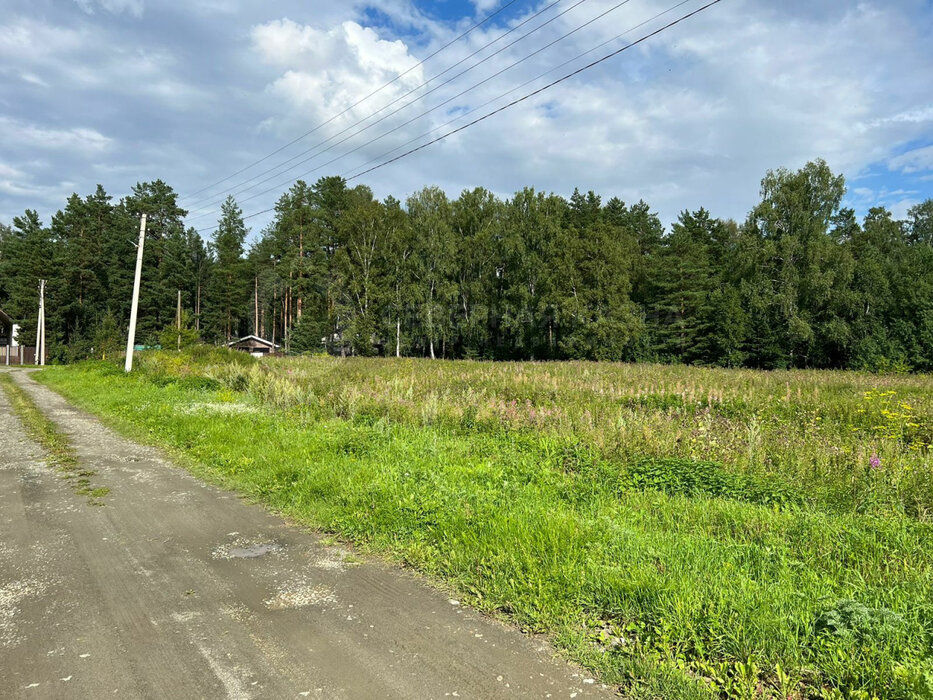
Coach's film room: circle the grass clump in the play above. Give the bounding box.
[34,355,933,698]
[622,457,802,508]
[0,372,109,505]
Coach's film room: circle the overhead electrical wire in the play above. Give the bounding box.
[194,0,723,235]
[187,0,635,221]
[341,0,696,181]
[348,0,724,180]
[246,0,637,201]
[185,0,586,216]
[181,0,525,203]
[181,0,564,207]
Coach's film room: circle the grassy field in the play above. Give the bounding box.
[35,351,933,699]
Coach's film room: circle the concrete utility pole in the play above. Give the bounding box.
[254,275,259,337]
[176,289,182,351]
[125,214,147,373]
[40,280,46,366]
[35,279,46,366]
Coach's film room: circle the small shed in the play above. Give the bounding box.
[227,335,280,358]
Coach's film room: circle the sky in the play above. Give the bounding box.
[1,0,932,238]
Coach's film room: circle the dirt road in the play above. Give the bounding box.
[0,370,613,699]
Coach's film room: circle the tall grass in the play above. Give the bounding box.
[201,356,933,519]
[36,353,933,699]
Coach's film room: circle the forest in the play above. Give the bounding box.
[1,158,931,370]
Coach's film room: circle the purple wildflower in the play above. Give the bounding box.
[869,454,882,469]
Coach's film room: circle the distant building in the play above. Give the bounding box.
[1,307,33,365]
[0,307,15,347]
[227,335,280,358]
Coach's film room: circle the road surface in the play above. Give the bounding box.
[0,369,613,699]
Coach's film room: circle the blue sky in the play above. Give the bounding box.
[1,0,931,236]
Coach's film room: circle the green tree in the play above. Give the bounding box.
[123,180,189,340]
[743,159,848,367]
[380,196,416,357]
[332,188,385,355]
[907,199,933,247]
[452,188,502,358]
[408,187,456,359]
[207,196,248,342]
[0,211,56,353]
[649,209,720,362]
[552,195,642,360]
[498,189,565,359]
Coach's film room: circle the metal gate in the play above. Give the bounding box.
[0,346,36,366]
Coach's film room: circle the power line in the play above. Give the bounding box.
[342,0,696,181]
[188,0,633,222]
[185,0,587,216]
[181,0,525,203]
[349,0,723,182]
[195,0,723,235]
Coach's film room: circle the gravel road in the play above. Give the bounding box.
[0,369,613,699]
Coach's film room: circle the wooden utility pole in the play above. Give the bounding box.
[125,214,147,373]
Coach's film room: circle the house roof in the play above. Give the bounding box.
[226,335,280,349]
[0,307,12,327]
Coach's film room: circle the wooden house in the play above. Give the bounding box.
[227,335,280,358]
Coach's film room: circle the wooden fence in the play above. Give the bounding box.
[1,346,36,365]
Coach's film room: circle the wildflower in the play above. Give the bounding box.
[869,454,882,469]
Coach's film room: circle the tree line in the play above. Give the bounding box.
[1,159,931,370]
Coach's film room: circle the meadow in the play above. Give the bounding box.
[36,351,933,699]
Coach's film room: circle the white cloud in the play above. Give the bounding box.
[0,117,112,152]
[220,1,926,226]
[74,0,145,18]
[471,0,502,14]
[0,163,24,179]
[839,183,923,220]
[19,72,49,87]
[0,161,76,223]
[0,18,85,58]
[3,0,933,229]
[869,106,933,127]
[252,19,424,126]
[0,17,201,106]
[889,145,933,174]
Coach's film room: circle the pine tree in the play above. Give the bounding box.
[1,211,56,354]
[123,180,189,341]
[207,196,248,343]
[650,209,718,363]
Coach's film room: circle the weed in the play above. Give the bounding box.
[33,355,933,698]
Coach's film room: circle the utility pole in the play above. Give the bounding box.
[176,289,182,351]
[40,280,45,366]
[124,214,147,373]
[35,279,46,366]
[254,275,259,337]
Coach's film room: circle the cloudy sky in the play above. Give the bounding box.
[1,0,931,237]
